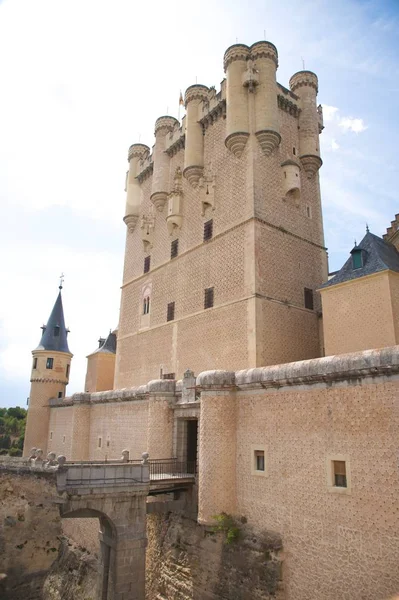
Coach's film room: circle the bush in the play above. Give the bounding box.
[0,435,11,449]
[9,447,22,457]
[212,513,240,544]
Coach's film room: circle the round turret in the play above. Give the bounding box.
[150,116,179,211]
[289,71,322,178]
[223,44,250,158]
[124,144,150,232]
[183,84,209,188]
[250,41,281,156]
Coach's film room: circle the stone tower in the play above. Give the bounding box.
[116,41,328,387]
[23,285,72,456]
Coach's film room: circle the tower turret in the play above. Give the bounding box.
[183,84,209,187]
[124,143,150,232]
[250,41,281,155]
[289,71,322,178]
[23,284,73,456]
[223,44,250,157]
[150,116,179,211]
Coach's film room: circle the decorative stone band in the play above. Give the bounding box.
[255,129,281,156]
[196,347,399,391]
[225,131,250,158]
[137,161,153,183]
[223,43,250,71]
[30,377,68,385]
[249,41,278,67]
[289,70,319,94]
[299,154,323,179]
[184,84,209,107]
[281,158,301,168]
[127,143,150,162]
[154,115,179,136]
[278,94,301,118]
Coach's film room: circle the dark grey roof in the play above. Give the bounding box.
[321,232,399,289]
[35,290,71,353]
[92,331,117,355]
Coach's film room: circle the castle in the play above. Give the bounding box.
[23,41,399,600]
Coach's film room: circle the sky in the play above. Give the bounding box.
[0,0,398,408]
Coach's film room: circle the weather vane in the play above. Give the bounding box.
[59,273,64,290]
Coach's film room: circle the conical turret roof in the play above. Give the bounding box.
[35,289,71,353]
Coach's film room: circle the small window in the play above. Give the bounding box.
[255,450,265,472]
[46,357,54,369]
[306,205,312,218]
[106,440,110,448]
[33,358,37,370]
[162,373,175,380]
[171,239,179,259]
[293,147,296,155]
[167,301,175,322]
[284,171,287,179]
[304,288,314,310]
[98,437,102,448]
[204,287,214,309]
[143,296,150,315]
[333,461,347,488]
[66,364,70,378]
[50,431,53,440]
[63,435,65,443]
[58,391,63,399]
[54,326,60,337]
[144,255,151,273]
[203,219,213,242]
[352,249,363,269]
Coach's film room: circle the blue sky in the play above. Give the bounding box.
[0,0,398,408]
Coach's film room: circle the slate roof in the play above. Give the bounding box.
[35,290,71,353]
[321,232,399,289]
[91,331,117,355]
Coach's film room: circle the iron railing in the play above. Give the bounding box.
[149,458,196,479]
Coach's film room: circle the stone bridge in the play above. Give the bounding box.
[1,452,196,600]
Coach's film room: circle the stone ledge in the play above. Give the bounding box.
[197,347,399,390]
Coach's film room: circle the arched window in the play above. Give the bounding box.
[143,296,150,315]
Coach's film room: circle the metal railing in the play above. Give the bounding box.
[149,458,196,480]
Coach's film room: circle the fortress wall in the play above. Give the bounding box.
[235,377,399,600]
[388,271,399,343]
[88,399,148,460]
[321,272,396,356]
[257,296,320,366]
[47,405,74,459]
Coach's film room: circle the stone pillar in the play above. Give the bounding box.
[146,379,175,458]
[124,144,149,232]
[223,44,250,157]
[197,370,237,524]
[251,41,281,155]
[183,84,209,187]
[150,116,179,211]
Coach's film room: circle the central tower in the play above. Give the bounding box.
[116,41,327,388]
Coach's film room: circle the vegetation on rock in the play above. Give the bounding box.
[0,407,26,456]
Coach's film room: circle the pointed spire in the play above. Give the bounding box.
[366,223,369,233]
[35,283,71,354]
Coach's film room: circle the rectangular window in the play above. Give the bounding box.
[204,287,214,309]
[304,288,314,310]
[171,239,179,259]
[167,301,175,322]
[33,358,37,370]
[143,296,150,315]
[162,373,175,380]
[46,357,54,369]
[306,205,312,218]
[255,450,265,472]
[63,435,65,443]
[106,440,110,447]
[203,219,213,242]
[54,326,60,337]
[293,147,296,155]
[98,437,102,448]
[66,364,70,378]
[352,250,363,269]
[333,461,347,488]
[144,255,151,273]
[58,391,63,399]
[50,431,53,440]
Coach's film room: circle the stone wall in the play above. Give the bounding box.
[0,468,62,599]
[146,512,284,600]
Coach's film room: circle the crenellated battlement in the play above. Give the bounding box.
[289,70,319,94]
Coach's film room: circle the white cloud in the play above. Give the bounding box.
[339,117,367,134]
[331,139,340,151]
[322,105,339,121]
